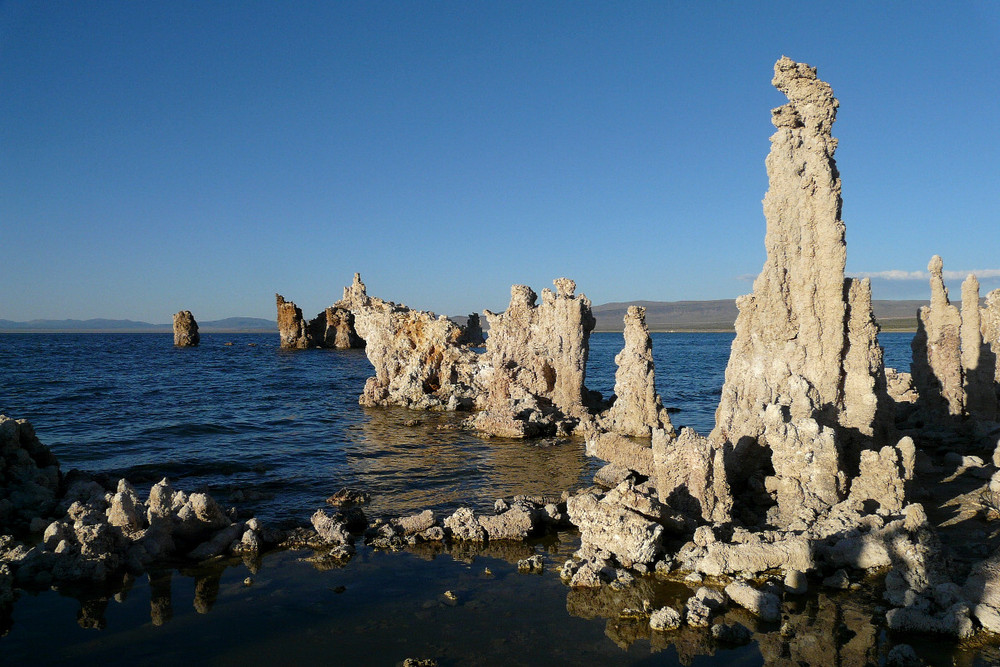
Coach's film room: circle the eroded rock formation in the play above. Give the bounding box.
[172,311,200,347]
[276,294,363,350]
[599,307,673,437]
[0,415,60,532]
[911,256,964,417]
[340,274,485,410]
[471,279,597,436]
[709,57,893,525]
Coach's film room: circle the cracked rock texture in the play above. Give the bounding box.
[472,279,596,436]
[0,415,60,532]
[961,275,999,420]
[172,311,200,347]
[275,293,363,350]
[652,428,732,524]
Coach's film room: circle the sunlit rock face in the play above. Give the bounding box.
[911,256,964,417]
[471,278,597,437]
[599,306,674,438]
[172,310,200,347]
[276,293,363,350]
[342,273,485,411]
[709,57,892,525]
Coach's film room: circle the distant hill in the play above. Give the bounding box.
[591,299,932,332]
[0,317,277,333]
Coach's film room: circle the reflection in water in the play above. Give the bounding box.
[353,407,595,517]
[149,570,172,627]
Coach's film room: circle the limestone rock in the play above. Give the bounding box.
[276,292,364,350]
[709,58,892,526]
[651,428,732,524]
[474,279,596,436]
[911,256,964,417]
[724,580,781,622]
[172,311,200,347]
[649,606,682,631]
[685,586,727,627]
[276,294,311,349]
[847,439,912,512]
[443,507,486,542]
[600,307,674,437]
[962,275,1000,420]
[566,490,663,567]
[343,274,484,410]
[0,415,61,532]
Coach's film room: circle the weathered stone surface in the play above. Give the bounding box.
[963,546,1000,633]
[600,307,673,437]
[0,415,60,531]
[762,406,846,525]
[911,256,964,417]
[649,606,682,631]
[886,368,919,404]
[276,292,364,350]
[172,311,199,347]
[709,58,892,527]
[983,289,1000,385]
[685,586,727,627]
[686,531,814,577]
[341,274,485,410]
[323,306,364,349]
[651,428,732,524]
[566,490,663,567]
[276,294,311,349]
[392,510,435,536]
[443,507,486,542]
[962,275,1000,420]
[474,279,596,436]
[847,440,912,512]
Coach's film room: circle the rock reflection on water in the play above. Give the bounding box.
[352,407,595,517]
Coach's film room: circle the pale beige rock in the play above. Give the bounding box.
[710,58,891,525]
[762,406,846,525]
[276,292,363,350]
[566,490,664,567]
[962,274,999,420]
[983,289,1000,384]
[652,428,732,524]
[343,274,485,411]
[911,256,964,417]
[601,307,674,437]
[847,441,910,512]
[473,279,596,436]
[172,311,200,347]
[885,368,919,404]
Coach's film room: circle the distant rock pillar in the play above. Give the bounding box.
[962,275,999,420]
[911,256,964,417]
[172,311,200,347]
[275,294,309,349]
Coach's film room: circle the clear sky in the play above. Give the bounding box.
[2,1,998,322]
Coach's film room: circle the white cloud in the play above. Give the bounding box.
[850,269,1000,281]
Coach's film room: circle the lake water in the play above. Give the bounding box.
[6,331,982,665]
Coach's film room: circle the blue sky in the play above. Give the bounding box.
[2,1,998,322]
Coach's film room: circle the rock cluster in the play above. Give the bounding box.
[471,279,598,437]
[0,415,60,532]
[275,294,364,350]
[911,261,1000,422]
[1,474,271,589]
[172,310,200,347]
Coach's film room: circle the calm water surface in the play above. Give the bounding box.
[4,331,968,665]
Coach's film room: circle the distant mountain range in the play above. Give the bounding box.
[0,299,939,334]
[591,299,931,332]
[0,317,277,333]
